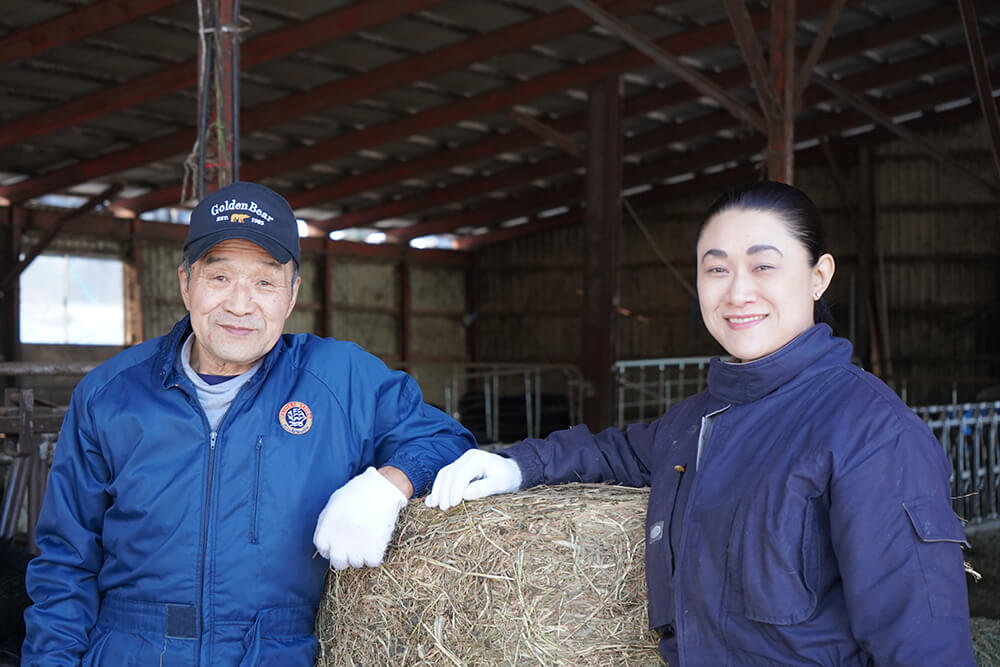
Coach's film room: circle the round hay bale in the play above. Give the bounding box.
[315,484,661,666]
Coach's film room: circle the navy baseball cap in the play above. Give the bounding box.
[184,181,300,267]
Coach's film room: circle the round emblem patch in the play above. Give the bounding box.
[279,401,313,435]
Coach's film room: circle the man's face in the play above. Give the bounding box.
[179,239,300,375]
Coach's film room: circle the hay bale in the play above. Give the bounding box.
[315,484,661,666]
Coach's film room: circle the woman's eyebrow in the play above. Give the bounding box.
[701,248,727,262]
[747,244,783,256]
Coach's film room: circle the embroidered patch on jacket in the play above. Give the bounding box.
[279,401,313,435]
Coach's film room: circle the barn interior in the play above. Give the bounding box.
[1,0,999,641]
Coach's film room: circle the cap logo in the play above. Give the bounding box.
[279,401,312,435]
[210,199,275,226]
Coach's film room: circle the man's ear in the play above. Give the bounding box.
[286,274,301,319]
[178,265,191,311]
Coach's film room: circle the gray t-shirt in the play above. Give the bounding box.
[179,333,262,431]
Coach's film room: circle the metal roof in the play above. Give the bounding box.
[0,0,997,248]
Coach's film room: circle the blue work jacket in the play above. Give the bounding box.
[23,317,475,666]
[505,324,974,666]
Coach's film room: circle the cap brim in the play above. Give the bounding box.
[184,227,295,266]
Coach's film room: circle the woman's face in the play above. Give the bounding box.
[696,207,834,363]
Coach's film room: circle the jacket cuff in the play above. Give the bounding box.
[383,451,433,497]
[500,442,543,488]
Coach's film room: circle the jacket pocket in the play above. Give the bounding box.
[728,489,822,625]
[250,435,263,544]
[903,498,969,617]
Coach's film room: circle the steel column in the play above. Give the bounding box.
[398,259,411,367]
[957,0,1000,186]
[196,0,239,196]
[767,0,796,183]
[124,217,145,345]
[581,76,622,431]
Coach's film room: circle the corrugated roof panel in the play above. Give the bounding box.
[424,0,533,32]
[361,17,467,53]
[486,51,564,79]
[307,37,407,71]
[421,68,509,98]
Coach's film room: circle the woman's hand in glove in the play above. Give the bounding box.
[424,449,522,511]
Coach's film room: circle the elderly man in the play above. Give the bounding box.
[22,181,475,665]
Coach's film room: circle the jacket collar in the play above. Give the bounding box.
[154,315,285,388]
[706,324,852,405]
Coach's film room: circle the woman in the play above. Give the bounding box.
[425,181,974,665]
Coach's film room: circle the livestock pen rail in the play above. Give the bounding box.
[917,402,1000,526]
[612,356,1000,525]
[391,361,586,447]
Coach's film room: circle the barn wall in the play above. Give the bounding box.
[472,120,1000,405]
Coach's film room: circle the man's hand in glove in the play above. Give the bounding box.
[313,466,411,570]
[424,449,522,511]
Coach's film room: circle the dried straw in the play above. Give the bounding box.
[315,484,662,666]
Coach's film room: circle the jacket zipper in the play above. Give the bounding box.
[196,429,218,666]
[250,435,263,544]
[667,463,687,576]
[673,408,728,666]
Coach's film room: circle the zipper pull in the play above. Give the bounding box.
[210,431,217,450]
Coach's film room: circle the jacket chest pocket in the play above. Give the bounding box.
[726,482,829,625]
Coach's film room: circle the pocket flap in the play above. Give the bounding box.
[903,499,969,546]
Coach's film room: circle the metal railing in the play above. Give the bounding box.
[391,362,586,446]
[915,402,1000,525]
[613,356,713,430]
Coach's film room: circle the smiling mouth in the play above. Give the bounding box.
[726,314,766,325]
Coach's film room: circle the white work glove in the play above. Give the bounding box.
[313,467,408,570]
[424,449,523,511]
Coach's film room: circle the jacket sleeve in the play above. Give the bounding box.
[829,424,975,666]
[22,386,112,665]
[369,368,476,496]
[502,419,659,489]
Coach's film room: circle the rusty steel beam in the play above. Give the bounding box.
[108,0,822,215]
[461,101,984,251]
[723,0,780,120]
[0,0,182,65]
[811,73,1000,196]
[398,70,989,244]
[567,0,767,133]
[327,154,580,231]
[794,0,849,109]
[508,110,583,159]
[0,184,123,294]
[767,0,796,183]
[51,0,659,213]
[0,0,450,152]
[327,1,941,226]
[957,0,1000,186]
[385,182,581,244]
[352,42,988,238]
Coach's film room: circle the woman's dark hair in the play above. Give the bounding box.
[699,180,834,327]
